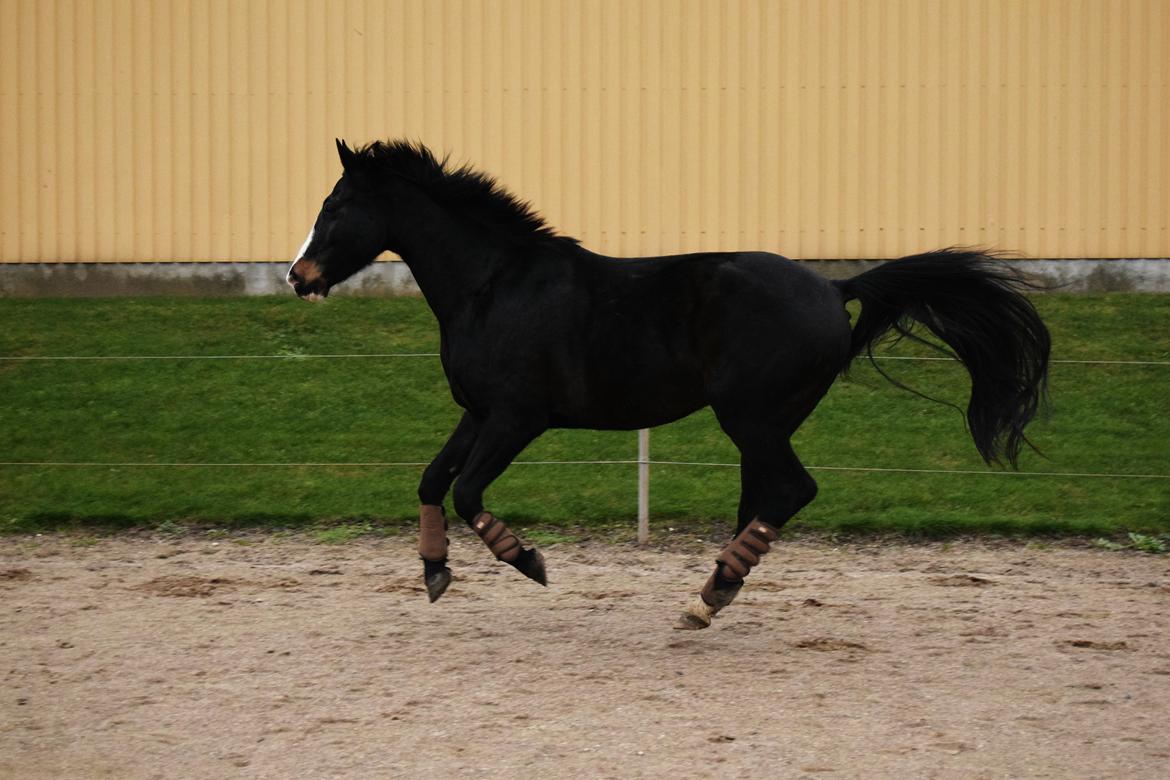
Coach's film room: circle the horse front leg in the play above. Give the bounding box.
[417,413,480,602]
[451,417,548,586]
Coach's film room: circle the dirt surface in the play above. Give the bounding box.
[2,532,1169,779]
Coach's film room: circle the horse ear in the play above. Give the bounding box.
[336,138,357,171]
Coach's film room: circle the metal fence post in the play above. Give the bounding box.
[637,428,650,543]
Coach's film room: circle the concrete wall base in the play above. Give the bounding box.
[0,261,420,298]
[2,258,1168,298]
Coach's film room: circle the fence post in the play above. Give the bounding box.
[637,428,650,543]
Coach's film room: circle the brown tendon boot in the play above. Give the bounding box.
[472,511,547,585]
[419,504,452,602]
[674,519,780,630]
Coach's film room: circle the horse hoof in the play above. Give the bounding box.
[515,547,548,586]
[673,611,711,630]
[672,597,714,630]
[425,567,452,603]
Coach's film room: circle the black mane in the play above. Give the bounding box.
[351,140,580,250]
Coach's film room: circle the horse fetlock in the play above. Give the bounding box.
[471,511,522,563]
[418,504,449,562]
[700,571,744,612]
[714,519,780,579]
[673,573,743,630]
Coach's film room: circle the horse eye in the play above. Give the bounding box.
[322,199,339,215]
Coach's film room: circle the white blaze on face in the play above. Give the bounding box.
[288,226,315,282]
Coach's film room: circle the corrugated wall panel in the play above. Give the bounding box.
[0,0,1167,263]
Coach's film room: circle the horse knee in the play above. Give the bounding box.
[797,471,818,508]
[417,466,449,506]
[451,482,483,523]
[779,471,817,518]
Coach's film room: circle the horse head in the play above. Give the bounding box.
[287,139,388,300]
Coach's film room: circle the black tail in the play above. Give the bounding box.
[834,248,1051,468]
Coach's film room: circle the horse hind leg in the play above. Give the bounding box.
[675,518,787,629]
[675,411,821,629]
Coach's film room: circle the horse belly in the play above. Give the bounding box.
[550,359,707,430]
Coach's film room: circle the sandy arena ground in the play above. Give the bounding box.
[2,531,1169,779]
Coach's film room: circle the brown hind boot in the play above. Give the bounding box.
[675,519,780,629]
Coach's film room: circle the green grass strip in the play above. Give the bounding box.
[1,294,1167,537]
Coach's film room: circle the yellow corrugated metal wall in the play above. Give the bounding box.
[1,0,1167,263]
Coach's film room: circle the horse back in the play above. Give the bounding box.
[445,249,850,430]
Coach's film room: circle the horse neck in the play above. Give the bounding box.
[383,186,500,323]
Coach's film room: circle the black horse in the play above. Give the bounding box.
[288,140,1050,629]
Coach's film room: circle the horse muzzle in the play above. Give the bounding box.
[287,258,329,300]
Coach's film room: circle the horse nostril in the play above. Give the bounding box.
[287,267,301,286]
